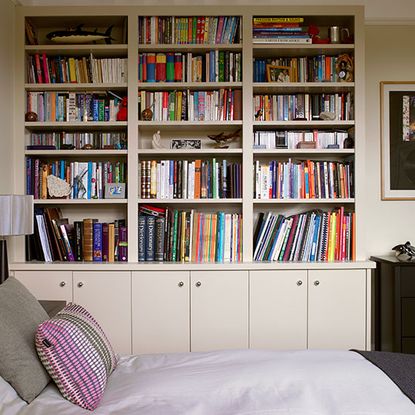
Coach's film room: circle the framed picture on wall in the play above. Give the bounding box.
[381,81,415,200]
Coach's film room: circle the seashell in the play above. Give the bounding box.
[47,175,72,198]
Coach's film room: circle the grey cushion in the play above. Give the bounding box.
[0,277,50,402]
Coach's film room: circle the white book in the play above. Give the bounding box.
[182,160,188,199]
[156,162,161,199]
[224,213,232,262]
[289,214,304,261]
[302,212,316,261]
[160,160,165,199]
[36,214,53,262]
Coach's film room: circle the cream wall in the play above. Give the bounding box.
[0,0,15,194]
[365,25,415,256]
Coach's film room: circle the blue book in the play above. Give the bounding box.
[209,51,215,82]
[87,161,92,199]
[93,222,103,262]
[310,215,321,262]
[216,212,225,262]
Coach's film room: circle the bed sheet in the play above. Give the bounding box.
[0,349,413,415]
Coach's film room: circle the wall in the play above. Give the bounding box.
[365,25,415,256]
[0,0,15,194]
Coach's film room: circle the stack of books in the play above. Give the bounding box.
[138,204,242,262]
[254,207,355,262]
[26,207,127,262]
[252,17,311,44]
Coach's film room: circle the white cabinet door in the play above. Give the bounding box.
[73,271,131,355]
[191,270,248,352]
[14,270,72,302]
[308,269,366,350]
[250,270,307,350]
[132,271,190,354]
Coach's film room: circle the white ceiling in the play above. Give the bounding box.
[12,0,415,24]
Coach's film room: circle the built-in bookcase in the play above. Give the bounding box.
[14,5,365,265]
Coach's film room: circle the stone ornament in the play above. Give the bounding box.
[47,175,71,198]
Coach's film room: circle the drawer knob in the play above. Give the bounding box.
[296,280,303,286]
[59,281,66,287]
[178,281,184,287]
[195,281,202,287]
[314,280,320,286]
[77,282,84,288]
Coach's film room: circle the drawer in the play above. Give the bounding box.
[400,267,415,296]
[402,298,415,336]
[402,338,415,354]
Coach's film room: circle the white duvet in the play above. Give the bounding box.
[0,349,413,415]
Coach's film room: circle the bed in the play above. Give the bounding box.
[1,348,414,415]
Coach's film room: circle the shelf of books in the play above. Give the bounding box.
[14,6,365,267]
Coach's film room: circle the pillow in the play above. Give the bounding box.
[35,303,117,410]
[0,277,50,402]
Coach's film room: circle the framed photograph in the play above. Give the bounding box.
[381,81,415,200]
[105,183,126,199]
[266,65,291,83]
[170,139,202,149]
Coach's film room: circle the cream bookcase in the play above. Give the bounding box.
[11,5,374,355]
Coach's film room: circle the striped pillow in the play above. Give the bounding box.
[35,303,117,410]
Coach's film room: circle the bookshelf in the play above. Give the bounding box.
[13,5,367,266]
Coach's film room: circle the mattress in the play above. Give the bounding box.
[0,349,413,414]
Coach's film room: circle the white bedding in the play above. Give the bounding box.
[0,349,413,415]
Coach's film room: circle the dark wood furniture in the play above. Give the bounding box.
[371,256,415,353]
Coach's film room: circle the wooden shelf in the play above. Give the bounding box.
[34,199,128,205]
[25,83,127,91]
[253,198,355,204]
[252,43,354,57]
[253,120,355,128]
[253,148,354,155]
[25,149,128,156]
[253,82,354,93]
[138,148,243,155]
[138,82,242,90]
[25,44,128,57]
[25,121,127,130]
[137,44,243,52]
[138,198,243,204]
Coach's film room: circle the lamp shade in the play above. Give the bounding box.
[0,195,34,236]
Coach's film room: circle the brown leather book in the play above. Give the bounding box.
[83,218,97,262]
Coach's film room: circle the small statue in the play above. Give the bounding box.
[116,97,128,121]
[141,107,153,121]
[151,130,165,149]
[336,54,354,82]
[25,111,38,122]
[392,241,415,261]
[207,129,241,149]
[254,109,263,120]
[307,24,329,44]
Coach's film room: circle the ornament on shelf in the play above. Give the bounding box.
[307,24,329,44]
[336,54,354,82]
[319,111,336,121]
[207,129,241,149]
[151,130,166,149]
[46,175,71,198]
[25,111,37,122]
[392,241,415,261]
[116,97,128,121]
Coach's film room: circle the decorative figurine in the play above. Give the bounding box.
[207,129,241,149]
[392,241,415,261]
[151,130,165,149]
[46,24,114,44]
[254,109,263,120]
[141,106,153,121]
[46,175,71,198]
[336,54,354,82]
[307,24,330,44]
[25,111,37,122]
[116,97,128,121]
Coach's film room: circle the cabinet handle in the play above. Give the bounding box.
[296,280,303,286]
[178,281,184,287]
[59,281,66,287]
[195,281,202,287]
[314,280,320,286]
[77,282,84,288]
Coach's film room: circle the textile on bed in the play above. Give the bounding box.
[35,303,117,411]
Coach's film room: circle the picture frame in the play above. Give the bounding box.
[381,81,415,200]
[266,65,291,83]
[170,139,202,149]
[105,183,126,199]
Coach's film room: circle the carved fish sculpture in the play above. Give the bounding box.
[47,24,114,44]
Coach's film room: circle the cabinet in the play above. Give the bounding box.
[14,270,72,302]
[250,270,307,349]
[73,272,131,355]
[250,269,367,350]
[132,271,190,354]
[371,256,415,354]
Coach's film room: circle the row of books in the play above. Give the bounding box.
[138,204,242,262]
[27,207,127,262]
[138,89,242,121]
[253,55,352,83]
[138,51,242,83]
[253,93,353,121]
[138,16,241,45]
[253,130,350,150]
[252,17,311,44]
[27,53,128,84]
[28,131,127,150]
[26,159,126,200]
[254,160,354,200]
[140,159,242,200]
[26,92,122,122]
[253,207,355,262]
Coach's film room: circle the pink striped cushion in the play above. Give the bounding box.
[35,303,117,410]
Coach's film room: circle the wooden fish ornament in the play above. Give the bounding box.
[47,24,114,44]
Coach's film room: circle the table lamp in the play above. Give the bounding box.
[0,195,33,284]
